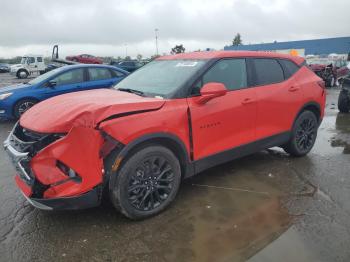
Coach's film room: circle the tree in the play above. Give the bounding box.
[232,33,242,46]
[171,44,185,54]
[136,54,143,61]
[124,56,131,60]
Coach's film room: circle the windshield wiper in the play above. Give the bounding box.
[118,88,145,96]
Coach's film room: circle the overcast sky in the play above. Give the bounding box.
[0,0,349,58]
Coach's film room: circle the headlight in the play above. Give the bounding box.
[0,93,13,100]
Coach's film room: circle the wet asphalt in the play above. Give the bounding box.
[0,72,349,262]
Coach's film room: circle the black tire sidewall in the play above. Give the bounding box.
[287,111,318,156]
[17,69,28,79]
[109,145,181,219]
[14,99,37,119]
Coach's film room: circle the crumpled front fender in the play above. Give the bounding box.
[31,126,104,198]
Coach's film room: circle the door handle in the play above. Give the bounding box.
[289,86,300,92]
[241,98,255,105]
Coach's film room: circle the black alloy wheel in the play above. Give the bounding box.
[128,156,175,211]
[108,145,181,219]
[283,110,318,157]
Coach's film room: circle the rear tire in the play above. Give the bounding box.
[338,90,350,113]
[108,145,181,220]
[13,98,37,118]
[283,111,318,157]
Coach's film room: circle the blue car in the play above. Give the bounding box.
[0,64,129,120]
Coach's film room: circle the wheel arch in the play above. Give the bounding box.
[294,101,321,127]
[106,132,194,180]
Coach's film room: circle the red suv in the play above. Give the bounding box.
[4,51,326,219]
[66,54,103,64]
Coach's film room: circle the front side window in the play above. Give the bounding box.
[88,68,112,81]
[253,59,284,85]
[52,68,84,86]
[201,59,247,91]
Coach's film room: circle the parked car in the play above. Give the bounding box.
[0,63,10,73]
[308,59,349,87]
[10,55,46,79]
[111,60,143,72]
[66,54,103,64]
[0,64,128,120]
[4,51,325,219]
[338,74,350,113]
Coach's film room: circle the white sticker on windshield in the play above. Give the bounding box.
[175,62,198,67]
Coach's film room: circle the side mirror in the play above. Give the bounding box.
[195,82,227,104]
[48,80,57,88]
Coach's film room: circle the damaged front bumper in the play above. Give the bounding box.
[3,122,107,210]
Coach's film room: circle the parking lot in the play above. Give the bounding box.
[0,72,350,262]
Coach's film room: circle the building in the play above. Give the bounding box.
[224,36,350,57]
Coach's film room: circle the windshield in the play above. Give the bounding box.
[20,57,28,64]
[28,67,64,85]
[114,59,206,97]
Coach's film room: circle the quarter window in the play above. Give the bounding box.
[253,59,284,85]
[279,59,299,79]
[88,68,112,81]
[202,59,248,91]
[52,69,84,86]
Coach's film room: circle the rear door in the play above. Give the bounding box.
[39,68,85,99]
[187,58,257,160]
[84,67,123,90]
[251,58,303,140]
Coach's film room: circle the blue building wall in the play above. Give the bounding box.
[224,37,350,55]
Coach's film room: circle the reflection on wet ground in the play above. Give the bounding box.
[0,86,350,262]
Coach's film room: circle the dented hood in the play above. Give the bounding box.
[20,89,165,133]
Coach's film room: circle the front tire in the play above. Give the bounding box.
[283,111,318,157]
[14,99,37,118]
[16,69,28,79]
[338,90,350,113]
[108,145,181,220]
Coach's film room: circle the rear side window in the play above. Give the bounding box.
[202,59,248,90]
[37,57,43,62]
[88,68,112,81]
[253,59,284,85]
[279,59,299,79]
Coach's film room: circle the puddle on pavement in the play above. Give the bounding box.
[155,158,314,262]
[330,113,350,154]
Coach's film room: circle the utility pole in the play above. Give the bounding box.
[125,44,128,58]
[155,28,159,56]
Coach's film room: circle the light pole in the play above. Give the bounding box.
[155,28,159,56]
[125,44,128,58]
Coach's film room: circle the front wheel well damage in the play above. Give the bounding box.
[103,136,191,187]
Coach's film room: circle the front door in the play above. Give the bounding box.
[187,58,257,161]
[40,68,85,99]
